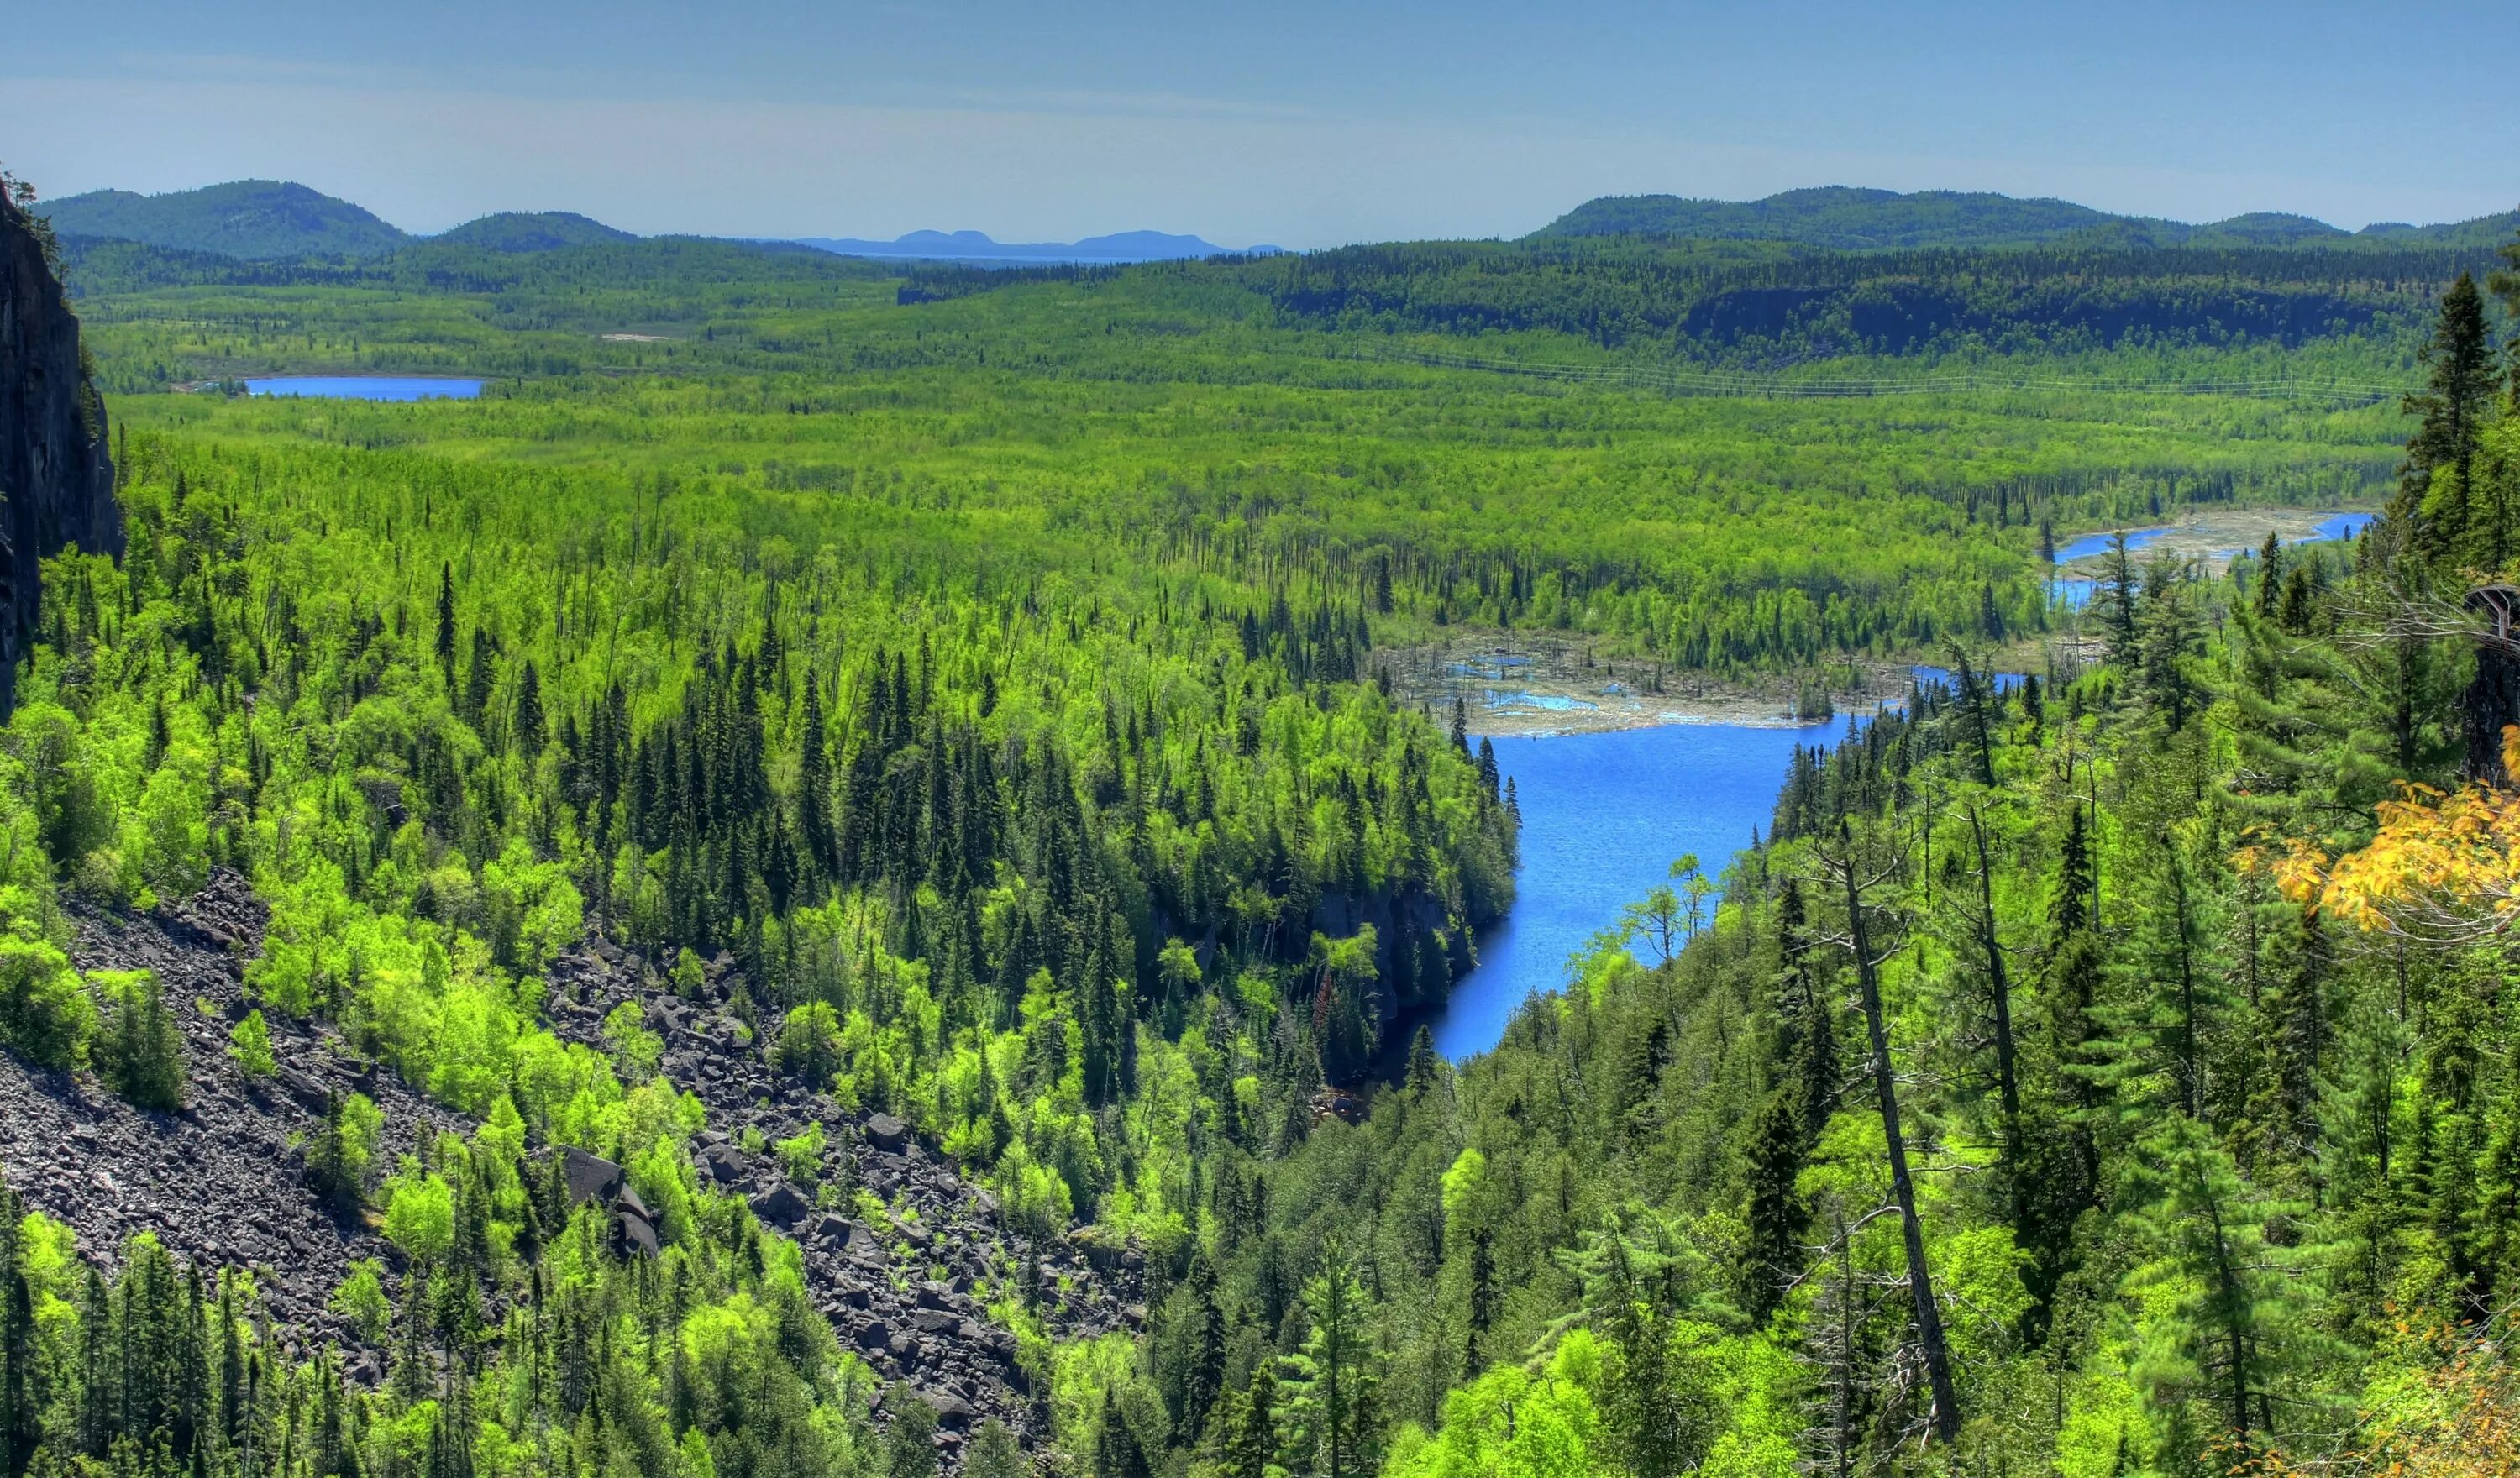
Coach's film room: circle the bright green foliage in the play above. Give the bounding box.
[381,1169,455,1266]
[224,1007,273,1078]
[777,1122,826,1189]
[0,910,90,1069]
[601,999,662,1079]
[329,1257,391,1344]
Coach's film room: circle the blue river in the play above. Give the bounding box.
[1434,716,1832,1059]
[246,376,483,401]
[1423,600,2270,1060]
[2049,511,2373,607]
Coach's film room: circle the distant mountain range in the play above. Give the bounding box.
[38,181,638,259]
[35,181,1273,265]
[788,229,1282,265]
[34,178,2511,267]
[1535,186,2520,250]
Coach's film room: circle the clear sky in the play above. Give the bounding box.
[3,0,2512,249]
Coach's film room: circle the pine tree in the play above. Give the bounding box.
[0,1182,35,1478]
[1743,1088,1807,1323]
[1285,1237,1378,1478]
[2392,272,2499,563]
[512,660,545,758]
[95,970,184,1111]
[2126,1117,2326,1455]
[1221,1363,1278,1478]
[1091,1390,1151,1478]
[435,562,457,691]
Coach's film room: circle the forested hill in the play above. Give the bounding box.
[432,211,638,253]
[41,181,640,259]
[1535,184,2520,251]
[42,180,414,258]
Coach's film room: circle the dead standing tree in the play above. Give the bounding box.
[1813,820,1961,1448]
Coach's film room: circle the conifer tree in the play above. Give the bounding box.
[2392,272,2499,563]
[1221,1363,1278,1478]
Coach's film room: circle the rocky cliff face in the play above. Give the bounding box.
[0,188,124,715]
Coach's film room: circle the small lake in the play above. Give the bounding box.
[245,377,483,401]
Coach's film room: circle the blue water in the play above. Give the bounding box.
[246,376,483,401]
[2052,525,2173,563]
[2047,511,2373,609]
[1434,717,1826,1059]
[1431,666,2034,1061]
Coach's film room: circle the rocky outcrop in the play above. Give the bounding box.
[0,187,125,715]
[539,944,1147,1453]
[0,873,1142,1460]
[0,877,478,1378]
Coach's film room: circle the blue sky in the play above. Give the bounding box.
[3,0,2511,248]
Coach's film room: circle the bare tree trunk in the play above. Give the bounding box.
[1837,842,1961,1444]
[1832,1198,1856,1478]
[1968,801,2026,1249]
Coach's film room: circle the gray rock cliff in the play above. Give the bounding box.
[0,186,125,715]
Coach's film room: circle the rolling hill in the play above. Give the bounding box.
[1536,184,2520,251]
[41,179,411,258]
[430,210,636,252]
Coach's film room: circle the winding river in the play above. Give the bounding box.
[1428,509,2376,1061]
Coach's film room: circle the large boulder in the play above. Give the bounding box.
[557,1147,624,1206]
[862,1113,911,1152]
[748,1182,810,1225]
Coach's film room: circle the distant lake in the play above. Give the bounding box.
[245,377,483,401]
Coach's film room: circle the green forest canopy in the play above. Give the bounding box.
[0,197,2517,1478]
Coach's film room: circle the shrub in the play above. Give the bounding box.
[382,1171,456,1266]
[0,930,91,1068]
[228,1009,276,1078]
[601,1000,664,1078]
[777,1122,826,1188]
[330,1258,393,1344]
[670,946,706,999]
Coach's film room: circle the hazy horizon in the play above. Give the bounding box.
[6,0,2514,249]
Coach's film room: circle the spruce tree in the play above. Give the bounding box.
[1221,1363,1278,1478]
[435,562,457,691]
[2392,272,2498,563]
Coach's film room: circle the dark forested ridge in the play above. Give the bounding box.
[0,155,2516,1478]
[1536,184,2520,252]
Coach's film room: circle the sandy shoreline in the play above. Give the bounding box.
[2055,506,2373,574]
[1380,631,1914,738]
